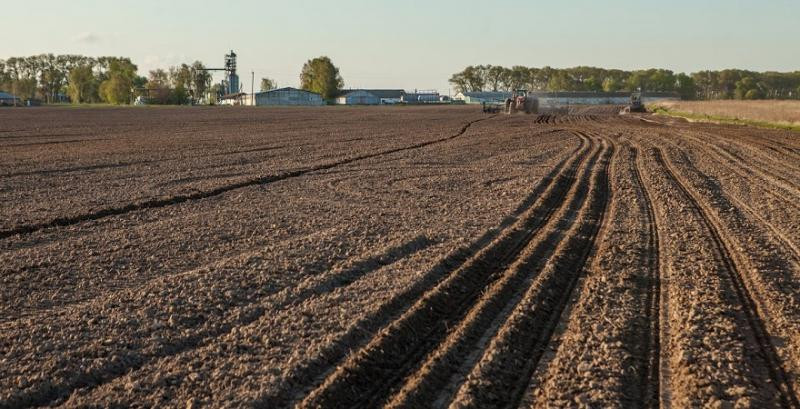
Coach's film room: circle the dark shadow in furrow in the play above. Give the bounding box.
[0,236,435,409]
[251,135,588,409]
[631,147,662,408]
[672,145,800,263]
[0,117,493,240]
[387,139,605,409]
[295,136,596,409]
[451,138,611,409]
[654,149,799,409]
[501,139,613,409]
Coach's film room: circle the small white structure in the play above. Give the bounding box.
[253,87,324,106]
[219,92,248,106]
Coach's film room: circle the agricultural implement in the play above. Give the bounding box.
[505,90,538,114]
[623,91,646,113]
[481,101,503,114]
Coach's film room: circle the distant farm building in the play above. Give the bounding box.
[0,91,20,106]
[253,87,324,106]
[531,91,680,106]
[218,92,248,106]
[401,90,440,104]
[454,91,680,105]
[335,89,405,105]
[454,92,512,104]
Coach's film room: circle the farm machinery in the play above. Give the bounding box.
[505,90,538,114]
[623,91,646,113]
[481,101,503,113]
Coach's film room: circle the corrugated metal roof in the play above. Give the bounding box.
[257,87,322,96]
[459,92,511,99]
[338,89,405,99]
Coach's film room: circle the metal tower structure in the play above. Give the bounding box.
[223,50,239,95]
[199,50,242,101]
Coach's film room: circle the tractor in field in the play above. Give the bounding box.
[624,91,646,113]
[505,90,538,114]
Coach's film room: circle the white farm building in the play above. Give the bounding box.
[253,87,324,106]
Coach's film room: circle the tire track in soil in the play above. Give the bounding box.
[663,137,800,265]
[682,132,800,204]
[5,128,584,409]
[672,135,800,264]
[702,132,800,194]
[293,132,598,409]
[632,146,665,408]
[449,135,613,409]
[654,149,800,409]
[0,116,493,240]
[383,134,605,409]
[251,131,588,408]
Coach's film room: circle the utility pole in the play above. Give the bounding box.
[251,71,255,106]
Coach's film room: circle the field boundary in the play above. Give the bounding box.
[650,106,800,132]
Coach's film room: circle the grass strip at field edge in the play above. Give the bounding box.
[649,106,800,132]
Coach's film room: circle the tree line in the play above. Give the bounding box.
[449,65,800,100]
[0,54,221,105]
[0,55,142,104]
[0,53,348,104]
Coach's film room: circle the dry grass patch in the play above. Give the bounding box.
[651,100,800,131]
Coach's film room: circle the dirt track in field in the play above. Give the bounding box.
[2,105,800,408]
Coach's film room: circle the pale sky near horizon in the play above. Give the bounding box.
[3,0,799,93]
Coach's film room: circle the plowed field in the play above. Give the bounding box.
[2,106,800,408]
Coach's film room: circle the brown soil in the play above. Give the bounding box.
[1,105,799,408]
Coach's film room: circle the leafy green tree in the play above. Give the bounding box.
[260,77,276,91]
[170,64,193,90]
[170,84,189,104]
[147,69,171,104]
[486,65,506,92]
[602,77,620,92]
[675,73,697,100]
[67,65,97,103]
[190,61,211,100]
[508,66,529,91]
[744,89,763,100]
[98,58,137,104]
[547,71,571,91]
[300,56,343,100]
[626,70,650,92]
[448,72,468,94]
[208,83,223,104]
[735,77,763,99]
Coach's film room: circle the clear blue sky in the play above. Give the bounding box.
[3,0,799,93]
